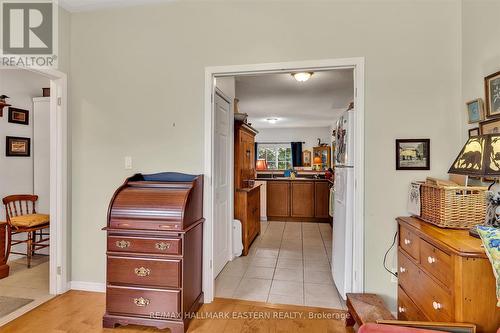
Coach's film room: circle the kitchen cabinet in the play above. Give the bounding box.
[266,179,331,223]
[266,181,290,217]
[291,181,314,217]
[314,181,330,218]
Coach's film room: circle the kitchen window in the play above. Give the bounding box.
[257,144,292,170]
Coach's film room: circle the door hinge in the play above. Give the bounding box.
[210,260,213,269]
[57,97,62,106]
[57,266,62,275]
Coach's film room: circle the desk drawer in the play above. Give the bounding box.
[399,226,419,261]
[107,256,181,288]
[419,239,452,286]
[108,236,181,256]
[106,285,181,318]
[398,286,428,321]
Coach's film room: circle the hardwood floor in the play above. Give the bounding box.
[0,291,353,333]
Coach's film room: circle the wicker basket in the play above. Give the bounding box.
[420,183,487,229]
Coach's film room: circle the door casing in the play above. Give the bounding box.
[203,58,365,303]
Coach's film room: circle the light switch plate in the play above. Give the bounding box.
[124,156,132,170]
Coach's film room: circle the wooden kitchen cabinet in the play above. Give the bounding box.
[314,181,330,218]
[266,181,290,217]
[266,180,331,223]
[291,181,314,217]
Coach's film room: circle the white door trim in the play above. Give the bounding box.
[203,57,365,302]
[0,66,68,296]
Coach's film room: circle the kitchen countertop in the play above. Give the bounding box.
[256,177,330,182]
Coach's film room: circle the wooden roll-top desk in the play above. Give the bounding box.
[103,172,204,333]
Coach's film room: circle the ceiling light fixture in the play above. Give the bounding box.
[292,72,313,82]
[266,118,279,124]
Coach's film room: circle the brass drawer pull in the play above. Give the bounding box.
[115,240,131,249]
[404,238,411,245]
[427,256,436,264]
[134,267,151,277]
[155,242,171,251]
[133,297,150,307]
[398,306,406,313]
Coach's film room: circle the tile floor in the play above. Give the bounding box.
[0,255,53,326]
[215,221,345,309]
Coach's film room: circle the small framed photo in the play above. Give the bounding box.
[8,107,29,125]
[302,150,311,167]
[466,98,484,123]
[468,127,480,137]
[480,118,500,134]
[6,136,31,157]
[396,139,430,170]
[484,70,500,118]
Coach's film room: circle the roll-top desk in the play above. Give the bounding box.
[103,172,204,333]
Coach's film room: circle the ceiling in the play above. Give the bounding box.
[60,0,175,12]
[235,69,354,129]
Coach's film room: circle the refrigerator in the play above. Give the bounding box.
[332,108,355,300]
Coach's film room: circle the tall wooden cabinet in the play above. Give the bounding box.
[234,121,260,255]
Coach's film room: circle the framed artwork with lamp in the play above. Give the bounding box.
[448,133,500,237]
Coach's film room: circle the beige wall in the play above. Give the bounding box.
[69,0,462,309]
[462,0,500,140]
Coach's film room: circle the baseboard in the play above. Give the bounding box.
[70,281,106,293]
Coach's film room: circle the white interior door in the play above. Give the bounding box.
[213,90,232,277]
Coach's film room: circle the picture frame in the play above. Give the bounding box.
[396,139,430,170]
[8,107,29,125]
[6,136,31,157]
[484,70,500,118]
[302,150,311,167]
[468,127,480,137]
[479,118,500,135]
[466,98,484,123]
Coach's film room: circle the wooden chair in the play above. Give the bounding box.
[2,195,50,268]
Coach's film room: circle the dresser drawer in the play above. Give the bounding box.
[398,286,428,321]
[399,251,452,322]
[419,239,452,286]
[106,285,181,318]
[399,226,419,261]
[108,236,182,255]
[107,256,181,288]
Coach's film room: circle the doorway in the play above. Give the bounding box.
[0,66,68,325]
[203,58,365,304]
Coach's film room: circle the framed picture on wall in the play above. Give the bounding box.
[484,70,500,118]
[302,150,311,167]
[8,107,29,125]
[6,136,30,157]
[468,127,480,137]
[480,118,500,134]
[396,139,430,170]
[466,98,484,123]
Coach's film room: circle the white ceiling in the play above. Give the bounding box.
[235,69,354,129]
[59,0,175,12]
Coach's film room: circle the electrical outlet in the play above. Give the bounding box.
[390,268,398,283]
[124,156,132,170]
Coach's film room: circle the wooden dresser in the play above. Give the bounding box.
[103,173,204,333]
[234,120,260,255]
[397,216,500,332]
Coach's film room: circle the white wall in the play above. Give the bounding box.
[69,0,462,309]
[255,126,331,154]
